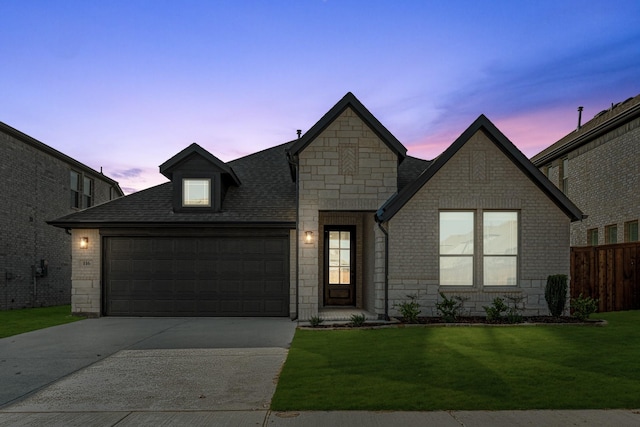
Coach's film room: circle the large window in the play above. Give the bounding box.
[439,212,474,286]
[183,179,211,206]
[439,211,518,287]
[483,212,518,286]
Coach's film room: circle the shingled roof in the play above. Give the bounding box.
[49,141,298,227]
[531,93,640,166]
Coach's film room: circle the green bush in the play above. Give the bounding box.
[350,313,366,327]
[435,292,467,322]
[545,274,568,317]
[394,294,421,323]
[571,293,599,320]
[309,315,324,327]
[483,297,509,322]
[504,294,524,324]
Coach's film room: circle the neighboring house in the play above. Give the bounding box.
[49,93,583,320]
[531,93,640,246]
[0,122,124,310]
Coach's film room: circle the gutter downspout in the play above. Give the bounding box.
[376,218,390,321]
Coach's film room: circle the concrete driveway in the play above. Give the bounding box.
[0,317,296,413]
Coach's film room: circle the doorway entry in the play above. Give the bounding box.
[324,226,356,306]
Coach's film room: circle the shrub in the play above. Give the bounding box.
[545,274,568,317]
[484,297,509,322]
[394,294,421,323]
[504,294,524,324]
[435,292,467,322]
[571,293,599,320]
[309,316,324,327]
[349,313,366,327]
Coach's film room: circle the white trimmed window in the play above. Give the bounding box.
[483,212,518,286]
[439,212,474,286]
[182,179,211,207]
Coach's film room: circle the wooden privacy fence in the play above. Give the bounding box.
[570,242,640,313]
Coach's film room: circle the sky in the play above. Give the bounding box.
[2,1,639,194]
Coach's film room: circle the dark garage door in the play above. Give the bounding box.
[104,235,289,316]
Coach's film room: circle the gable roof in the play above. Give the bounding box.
[531,93,640,166]
[376,114,585,223]
[49,142,297,228]
[1,121,124,196]
[286,92,407,162]
[159,142,241,185]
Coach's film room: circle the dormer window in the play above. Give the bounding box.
[183,178,211,207]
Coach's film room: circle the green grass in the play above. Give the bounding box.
[0,305,84,339]
[272,311,640,411]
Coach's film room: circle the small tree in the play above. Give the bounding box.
[545,274,568,317]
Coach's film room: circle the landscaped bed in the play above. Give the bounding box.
[272,311,640,411]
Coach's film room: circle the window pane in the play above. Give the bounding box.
[340,231,350,249]
[329,231,340,248]
[484,212,518,255]
[439,256,473,286]
[340,267,350,284]
[484,257,517,286]
[329,267,339,284]
[629,222,638,242]
[440,212,474,255]
[183,179,210,206]
[70,171,79,189]
[339,249,350,267]
[329,249,340,266]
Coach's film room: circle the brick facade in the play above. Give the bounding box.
[387,130,571,316]
[0,124,121,310]
[296,107,398,319]
[533,96,640,247]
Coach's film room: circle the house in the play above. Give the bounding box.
[531,93,640,246]
[0,122,124,310]
[49,93,583,319]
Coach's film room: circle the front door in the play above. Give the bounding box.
[324,226,355,306]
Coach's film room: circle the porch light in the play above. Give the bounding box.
[80,237,89,249]
[305,231,314,244]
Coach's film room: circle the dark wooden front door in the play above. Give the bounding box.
[324,226,355,306]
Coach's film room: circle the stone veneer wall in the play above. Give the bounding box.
[71,229,102,316]
[297,107,398,320]
[387,129,571,317]
[542,116,640,246]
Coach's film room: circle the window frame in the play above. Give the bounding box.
[439,211,475,287]
[625,220,638,242]
[587,228,599,246]
[70,170,81,209]
[561,158,569,194]
[83,176,94,208]
[182,178,212,207]
[605,224,618,244]
[482,211,519,287]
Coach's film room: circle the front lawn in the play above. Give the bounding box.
[271,311,640,411]
[0,305,83,339]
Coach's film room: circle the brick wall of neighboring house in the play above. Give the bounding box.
[0,125,121,310]
[541,116,640,246]
[387,129,571,317]
[296,107,398,320]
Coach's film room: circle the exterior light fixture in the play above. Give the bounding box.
[80,237,89,249]
[305,231,314,244]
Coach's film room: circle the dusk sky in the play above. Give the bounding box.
[2,1,639,194]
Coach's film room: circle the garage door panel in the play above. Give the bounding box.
[105,235,289,316]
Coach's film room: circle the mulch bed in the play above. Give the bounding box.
[302,316,605,329]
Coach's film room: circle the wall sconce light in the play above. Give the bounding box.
[80,237,89,249]
[304,231,314,244]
